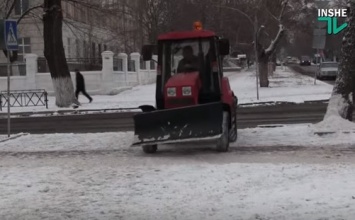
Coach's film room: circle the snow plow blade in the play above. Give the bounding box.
[132,102,224,146]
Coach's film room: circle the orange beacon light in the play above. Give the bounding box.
[193,21,203,30]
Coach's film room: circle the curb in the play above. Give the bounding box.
[314,130,355,136]
[0,133,29,144]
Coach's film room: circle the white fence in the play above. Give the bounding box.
[0,51,157,95]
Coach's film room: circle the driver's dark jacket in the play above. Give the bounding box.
[177,56,199,73]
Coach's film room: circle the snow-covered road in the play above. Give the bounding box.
[1,126,355,220]
[1,147,355,220]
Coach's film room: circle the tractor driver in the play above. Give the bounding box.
[177,45,199,73]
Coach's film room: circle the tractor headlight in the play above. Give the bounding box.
[182,86,192,96]
[167,87,176,97]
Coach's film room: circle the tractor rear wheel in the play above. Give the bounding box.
[142,145,158,154]
[216,111,230,152]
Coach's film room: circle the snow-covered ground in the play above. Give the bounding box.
[1,67,350,219]
[2,66,333,113]
[1,157,355,220]
[230,66,332,104]
[1,124,355,152]
[1,125,355,219]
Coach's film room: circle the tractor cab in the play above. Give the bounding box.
[142,27,229,110]
[133,22,237,153]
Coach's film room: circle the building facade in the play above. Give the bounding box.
[0,0,140,75]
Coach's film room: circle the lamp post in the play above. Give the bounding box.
[254,16,264,100]
[254,18,259,100]
[216,6,265,100]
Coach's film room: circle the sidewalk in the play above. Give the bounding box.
[0,66,333,114]
[229,66,332,104]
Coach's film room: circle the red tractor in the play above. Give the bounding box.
[132,23,238,153]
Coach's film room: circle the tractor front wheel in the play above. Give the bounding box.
[216,112,230,152]
[229,96,238,143]
[142,145,158,154]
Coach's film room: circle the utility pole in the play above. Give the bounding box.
[1,19,19,137]
[6,51,11,137]
[254,15,259,100]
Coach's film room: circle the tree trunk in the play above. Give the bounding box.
[323,1,355,121]
[43,0,79,107]
[258,48,270,87]
[256,26,284,87]
[258,62,269,87]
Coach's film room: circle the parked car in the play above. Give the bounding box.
[300,56,311,66]
[316,62,339,80]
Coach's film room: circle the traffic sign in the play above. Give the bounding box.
[4,19,18,51]
[312,29,326,49]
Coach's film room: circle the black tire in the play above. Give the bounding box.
[229,115,237,142]
[142,145,158,154]
[216,112,230,152]
[229,97,238,143]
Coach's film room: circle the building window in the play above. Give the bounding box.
[18,37,31,62]
[15,0,29,16]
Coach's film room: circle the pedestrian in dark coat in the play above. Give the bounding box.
[75,69,93,103]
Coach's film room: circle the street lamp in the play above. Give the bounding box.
[215,5,264,100]
[254,20,265,100]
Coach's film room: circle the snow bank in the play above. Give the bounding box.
[314,94,355,133]
[2,124,355,152]
[0,132,133,152]
[324,94,351,119]
[0,133,28,143]
[238,124,355,148]
[313,115,355,133]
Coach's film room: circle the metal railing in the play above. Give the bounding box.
[113,58,136,72]
[113,57,123,71]
[0,89,48,111]
[140,59,156,70]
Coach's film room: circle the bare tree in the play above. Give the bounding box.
[255,0,288,87]
[43,0,79,107]
[322,2,354,122]
[205,0,289,87]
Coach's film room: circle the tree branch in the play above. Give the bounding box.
[263,6,279,23]
[17,4,44,24]
[265,24,284,55]
[278,0,289,21]
[212,4,254,29]
[5,0,17,19]
[264,0,288,56]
